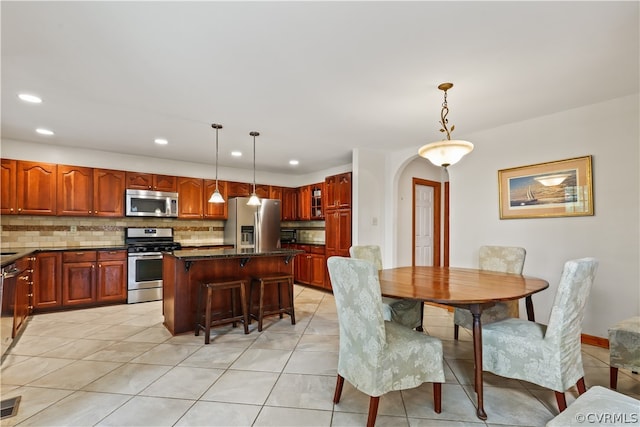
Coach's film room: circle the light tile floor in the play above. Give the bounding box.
[1,285,638,426]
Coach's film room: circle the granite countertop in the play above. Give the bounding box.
[0,246,128,268]
[170,248,304,261]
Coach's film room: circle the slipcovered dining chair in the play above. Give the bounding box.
[327,256,445,427]
[350,245,423,330]
[482,257,599,412]
[454,245,526,339]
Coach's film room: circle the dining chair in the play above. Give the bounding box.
[481,257,599,412]
[453,245,526,339]
[349,245,424,330]
[327,256,445,427]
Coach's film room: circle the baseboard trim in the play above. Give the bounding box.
[581,333,609,348]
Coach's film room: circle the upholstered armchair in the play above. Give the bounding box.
[327,256,445,427]
[608,316,640,389]
[454,246,526,339]
[482,257,599,412]
[349,245,423,330]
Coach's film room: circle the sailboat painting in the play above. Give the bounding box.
[498,156,593,219]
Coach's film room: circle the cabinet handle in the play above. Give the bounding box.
[18,208,22,212]
[91,264,95,269]
[10,208,14,212]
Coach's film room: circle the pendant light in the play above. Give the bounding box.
[247,131,261,206]
[208,123,225,203]
[418,83,474,168]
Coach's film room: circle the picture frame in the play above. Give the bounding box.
[498,155,593,219]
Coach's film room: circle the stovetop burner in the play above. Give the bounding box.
[125,227,180,254]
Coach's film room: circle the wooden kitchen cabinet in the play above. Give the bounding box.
[203,179,228,219]
[126,172,177,192]
[310,183,324,219]
[293,244,325,288]
[62,251,97,306]
[57,166,124,217]
[325,172,351,209]
[16,160,57,215]
[255,184,270,198]
[13,256,33,337]
[96,250,127,303]
[1,159,17,215]
[227,181,251,198]
[282,187,298,220]
[298,186,311,220]
[32,252,62,311]
[177,177,204,218]
[325,207,351,289]
[269,185,282,201]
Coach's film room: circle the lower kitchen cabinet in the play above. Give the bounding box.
[97,250,127,302]
[62,251,98,306]
[293,244,325,288]
[13,256,33,337]
[33,252,62,311]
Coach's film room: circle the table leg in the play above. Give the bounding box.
[525,296,535,321]
[470,304,487,420]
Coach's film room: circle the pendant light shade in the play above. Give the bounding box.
[208,123,225,203]
[418,83,473,168]
[247,131,261,206]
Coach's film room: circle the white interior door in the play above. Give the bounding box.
[414,184,434,266]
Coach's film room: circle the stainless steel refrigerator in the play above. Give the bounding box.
[224,198,281,251]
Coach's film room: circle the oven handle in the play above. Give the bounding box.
[128,253,163,259]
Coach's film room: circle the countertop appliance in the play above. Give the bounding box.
[224,198,281,251]
[280,229,297,243]
[125,227,181,303]
[125,189,178,218]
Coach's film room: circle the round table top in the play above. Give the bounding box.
[378,265,549,305]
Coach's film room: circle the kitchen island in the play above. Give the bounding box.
[162,248,303,335]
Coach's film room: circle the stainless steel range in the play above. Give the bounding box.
[125,227,181,304]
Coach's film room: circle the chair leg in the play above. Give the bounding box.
[288,278,296,325]
[240,281,249,334]
[610,366,619,390]
[204,287,213,345]
[366,396,380,427]
[333,374,345,404]
[453,324,459,340]
[433,382,442,413]
[416,303,424,332]
[554,391,567,412]
[576,377,586,395]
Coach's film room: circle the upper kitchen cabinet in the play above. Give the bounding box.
[57,166,124,217]
[255,184,270,199]
[178,177,204,219]
[325,172,351,209]
[93,169,125,217]
[298,185,311,220]
[16,160,57,215]
[227,181,251,198]
[269,185,282,201]
[126,172,177,192]
[203,179,228,219]
[282,187,298,220]
[1,159,17,215]
[311,182,324,219]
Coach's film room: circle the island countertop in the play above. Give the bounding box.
[169,248,304,261]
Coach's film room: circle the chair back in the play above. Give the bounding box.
[545,257,599,349]
[349,245,383,271]
[327,256,387,377]
[479,246,526,274]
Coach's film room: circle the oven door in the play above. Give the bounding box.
[127,252,163,303]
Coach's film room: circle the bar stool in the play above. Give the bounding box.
[195,278,249,344]
[249,274,295,332]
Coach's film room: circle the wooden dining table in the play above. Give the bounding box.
[378,266,549,420]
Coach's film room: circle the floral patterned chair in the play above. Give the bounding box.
[349,245,423,330]
[608,316,640,390]
[326,256,445,427]
[454,245,526,339]
[482,257,599,412]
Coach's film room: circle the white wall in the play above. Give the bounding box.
[449,94,639,337]
[352,148,386,249]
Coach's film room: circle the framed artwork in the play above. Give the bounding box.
[498,155,593,219]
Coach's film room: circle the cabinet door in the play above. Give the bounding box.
[94,169,125,217]
[325,209,351,256]
[255,184,270,198]
[178,177,204,218]
[97,251,127,303]
[154,175,177,192]
[324,173,351,209]
[282,187,298,220]
[57,165,93,216]
[1,159,17,215]
[126,172,154,190]
[311,183,324,219]
[298,186,311,220]
[62,261,96,306]
[269,186,282,201]
[309,254,325,287]
[227,181,251,198]
[203,179,228,219]
[16,161,57,215]
[33,252,62,310]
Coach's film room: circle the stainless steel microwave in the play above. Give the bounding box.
[125,189,178,217]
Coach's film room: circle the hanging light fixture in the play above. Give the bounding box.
[247,131,261,206]
[418,82,474,168]
[208,123,225,203]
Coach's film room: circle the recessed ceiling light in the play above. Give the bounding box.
[231,151,242,157]
[18,93,42,103]
[36,128,54,136]
[289,160,299,166]
[154,138,168,145]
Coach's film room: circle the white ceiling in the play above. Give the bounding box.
[2,1,638,175]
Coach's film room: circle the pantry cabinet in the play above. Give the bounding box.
[324,172,351,209]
